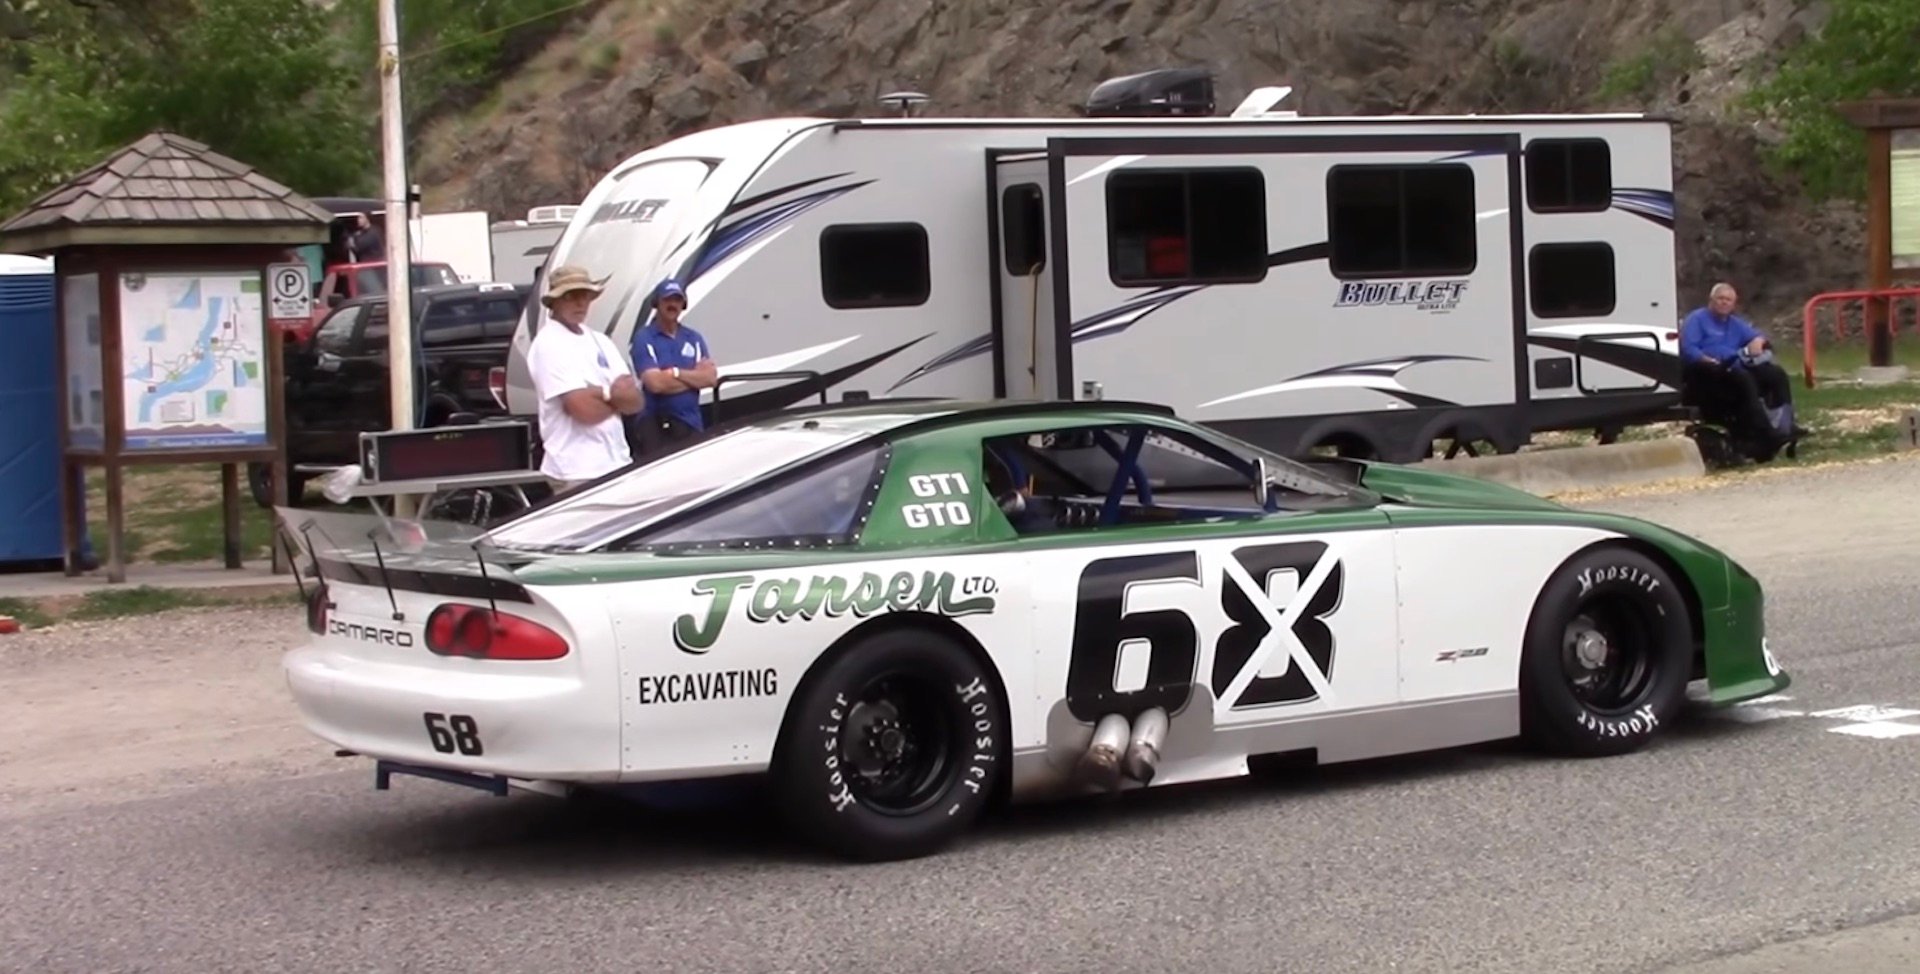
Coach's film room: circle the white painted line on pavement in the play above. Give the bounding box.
[1738,694,1796,706]
[1827,721,1920,740]
[1810,705,1920,722]
[1721,706,1804,723]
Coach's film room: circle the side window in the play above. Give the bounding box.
[1106,168,1267,286]
[1529,242,1617,318]
[1327,164,1476,278]
[312,305,362,356]
[420,294,526,347]
[360,303,390,350]
[1002,184,1046,275]
[632,444,889,550]
[981,422,1270,535]
[1525,139,1611,212]
[820,223,930,308]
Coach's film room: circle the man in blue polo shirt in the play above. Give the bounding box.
[633,279,718,445]
[1680,281,1800,459]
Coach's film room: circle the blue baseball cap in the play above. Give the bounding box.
[653,278,687,304]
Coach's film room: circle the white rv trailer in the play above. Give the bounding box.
[490,205,577,286]
[503,70,1684,463]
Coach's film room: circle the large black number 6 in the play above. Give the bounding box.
[1064,551,1201,723]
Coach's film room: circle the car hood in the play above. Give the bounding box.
[1353,461,1565,511]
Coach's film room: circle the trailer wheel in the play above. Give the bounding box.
[1310,433,1377,460]
[772,626,1006,862]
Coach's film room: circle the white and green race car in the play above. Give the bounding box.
[279,399,1788,861]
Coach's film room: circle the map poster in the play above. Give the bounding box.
[118,270,270,451]
[62,272,105,450]
[1893,128,1920,270]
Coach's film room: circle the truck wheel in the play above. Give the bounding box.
[773,627,1005,862]
[1518,545,1692,757]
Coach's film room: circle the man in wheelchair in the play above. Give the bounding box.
[1678,282,1805,464]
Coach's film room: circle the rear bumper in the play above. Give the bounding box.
[284,643,623,782]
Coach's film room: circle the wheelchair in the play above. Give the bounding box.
[1678,346,1801,469]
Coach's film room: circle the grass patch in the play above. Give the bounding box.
[80,464,279,565]
[9,586,305,628]
[0,597,54,629]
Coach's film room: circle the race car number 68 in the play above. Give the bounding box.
[423,712,484,755]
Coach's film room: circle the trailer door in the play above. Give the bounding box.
[992,154,1059,400]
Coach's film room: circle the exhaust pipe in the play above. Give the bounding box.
[1076,713,1130,790]
[1122,706,1168,784]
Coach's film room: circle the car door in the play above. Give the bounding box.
[292,303,365,462]
[976,418,1403,782]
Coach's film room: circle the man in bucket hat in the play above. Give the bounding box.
[526,264,644,492]
[632,277,717,446]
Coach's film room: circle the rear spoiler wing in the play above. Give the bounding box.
[272,505,535,621]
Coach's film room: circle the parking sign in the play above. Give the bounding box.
[267,262,311,322]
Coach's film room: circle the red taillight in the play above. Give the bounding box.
[423,604,569,660]
[487,367,507,410]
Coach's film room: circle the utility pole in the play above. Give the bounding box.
[377,0,418,516]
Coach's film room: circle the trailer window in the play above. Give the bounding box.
[1528,242,1617,318]
[1327,165,1476,278]
[1106,168,1266,287]
[820,223,931,308]
[1002,185,1046,275]
[1525,139,1611,212]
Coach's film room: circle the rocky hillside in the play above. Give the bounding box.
[413,0,1861,333]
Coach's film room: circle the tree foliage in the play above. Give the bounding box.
[0,0,373,219]
[337,0,593,134]
[1747,0,1920,201]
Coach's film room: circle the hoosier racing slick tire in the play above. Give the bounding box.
[772,626,1006,862]
[1518,545,1692,758]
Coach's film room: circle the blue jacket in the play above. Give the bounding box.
[1679,307,1762,365]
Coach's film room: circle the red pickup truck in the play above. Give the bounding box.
[284,259,462,343]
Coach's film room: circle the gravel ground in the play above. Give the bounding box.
[0,605,330,818]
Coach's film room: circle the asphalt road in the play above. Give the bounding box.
[5,455,1920,974]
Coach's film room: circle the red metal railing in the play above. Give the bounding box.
[1801,287,1920,387]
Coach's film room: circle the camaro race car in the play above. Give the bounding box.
[277,398,1789,862]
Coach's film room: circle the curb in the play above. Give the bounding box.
[1414,436,1706,497]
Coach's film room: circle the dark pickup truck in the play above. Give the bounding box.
[255,281,529,505]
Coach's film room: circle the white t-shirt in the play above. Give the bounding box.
[527,321,634,482]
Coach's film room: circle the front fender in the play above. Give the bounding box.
[1592,512,1788,705]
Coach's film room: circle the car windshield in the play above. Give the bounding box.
[483,424,872,551]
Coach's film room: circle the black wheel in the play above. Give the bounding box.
[1518,545,1692,757]
[773,627,1005,862]
[248,462,307,508]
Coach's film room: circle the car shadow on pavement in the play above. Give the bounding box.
[317,700,1785,870]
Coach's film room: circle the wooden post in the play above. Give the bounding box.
[104,458,126,584]
[1838,98,1920,370]
[222,462,242,568]
[1867,127,1894,367]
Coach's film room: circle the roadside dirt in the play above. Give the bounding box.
[0,605,336,820]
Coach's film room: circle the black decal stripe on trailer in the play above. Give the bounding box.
[1528,335,1683,388]
[707,334,935,424]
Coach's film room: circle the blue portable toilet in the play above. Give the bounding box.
[0,253,66,569]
